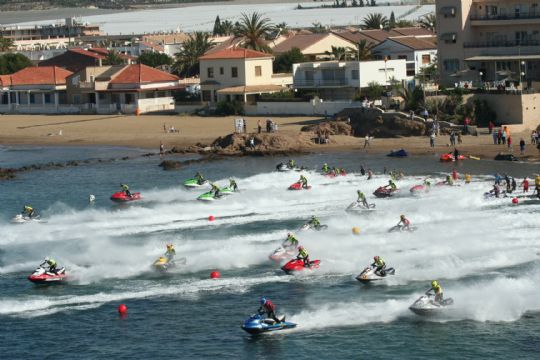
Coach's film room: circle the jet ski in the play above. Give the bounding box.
[28,266,67,284]
[288,182,312,190]
[197,191,219,202]
[387,149,408,157]
[11,214,44,224]
[388,224,417,233]
[152,256,186,272]
[440,153,466,162]
[355,266,395,283]
[409,295,454,316]
[241,313,297,335]
[269,245,297,262]
[410,184,428,194]
[183,178,208,188]
[276,163,295,172]
[324,170,347,177]
[110,191,141,202]
[345,202,375,213]
[300,223,328,231]
[373,186,398,198]
[219,187,236,196]
[281,259,321,274]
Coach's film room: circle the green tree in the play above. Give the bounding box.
[273,47,305,73]
[0,36,14,52]
[418,13,436,32]
[311,22,327,33]
[220,20,235,36]
[104,50,123,65]
[351,0,358,6]
[359,0,365,6]
[396,19,414,28]
[366,81,384,99]
[138,52,173,68]
[236,12,273,52]
[399,86,425,111]
[325,45,356,61]
[0,53,32,74]
[173,32,215,77]
[370,0,376,6]
[361,13,388,30]
[356,39,373,60]
[389,11,396,29]
[212,15,222,36]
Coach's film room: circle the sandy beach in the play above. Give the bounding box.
[0,114,538,160]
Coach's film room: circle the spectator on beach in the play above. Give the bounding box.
[163,123,167,133]
[266,119,271,133]
[532,130,538,144]
[409,110,414,120]
[501,130,507,145]
[457,132,463,145]
[430,133,435,147]
[497,129,502,144]
[521,177,529,193]
[449,132,456,146]
[249,137,255,149]
[519,138,526,154]
[507,135,512,150]
[160,142,164,158]
[488,121,494,134]
[492,130,498,145]
[364,134,371,148]
[421,108,429,121]
[243,119,247,134]
[258,120,262,134]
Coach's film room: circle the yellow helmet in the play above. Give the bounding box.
[431,280,438,287]
[166,244,174,249]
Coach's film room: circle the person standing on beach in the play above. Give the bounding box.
[243,119,247,134]
[492,130,498,145]
[159,142,164,158]
[258,120,262,134]
[364,134,370,148]
[430,133,435,147]
[521,177,529,193]
[507,135,512,150]
[519,138,525,154]
[488,121,494,134]
[163,123,167,133]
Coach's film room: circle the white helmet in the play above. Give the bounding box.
[45,257,50,262]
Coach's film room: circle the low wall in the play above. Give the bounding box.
[246,100,363,116]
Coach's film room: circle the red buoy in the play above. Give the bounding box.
[210,271,221,279]
[512,197,519,205]
[208,215,215,221]
[118,304,128,315]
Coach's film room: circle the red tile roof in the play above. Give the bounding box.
[9,66,73,86]
[387,36,437,50]
[109,63,179,84]
[0,75,12,87]
[68,48,106,60]
[199,47,271,60]
[391,27,435,37]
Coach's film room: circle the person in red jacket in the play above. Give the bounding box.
[521,177,529,192]
[258,297,280,323]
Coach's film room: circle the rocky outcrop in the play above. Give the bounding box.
[300,121,352,136]
[211,133,310,156]
[159,160,182,170]
[337,108,426,137]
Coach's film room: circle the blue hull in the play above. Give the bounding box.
[241,314,297,334]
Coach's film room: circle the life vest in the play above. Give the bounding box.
[263,300,276,312]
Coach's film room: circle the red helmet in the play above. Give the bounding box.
[374,256,379,261]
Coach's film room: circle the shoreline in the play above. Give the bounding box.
[0,114,539,162]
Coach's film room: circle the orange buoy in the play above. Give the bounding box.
[512,197,519,205]
[352,227,361,235]
[210,271,221,279]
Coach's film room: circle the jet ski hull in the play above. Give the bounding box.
[288,182,311,190]
[409,295,454,316]
[281,259,320,274]
[110,192,141,202]
[183,179,208,188]
[373,187,397,198]
[28,267,67,284]
[241,314,297,335]
[355,267,395,283]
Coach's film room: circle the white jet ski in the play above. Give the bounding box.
[346,202,376,213]
[409,294,454,316]
[355,266,395,283]
[11,214,44,224]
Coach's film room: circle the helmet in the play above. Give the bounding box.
[431,280,438,287]
[167,244,174,249]
[45,257,50,262]
[298,246,304,251]
[374,256,379,261]
[260,297,267,305]
[287,233,291,237]
[400,215,405,219]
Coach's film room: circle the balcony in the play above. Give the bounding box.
[464,39,540,48]
[294,79,350,88]
[470,12,540,26]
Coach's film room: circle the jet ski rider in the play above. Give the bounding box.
[229,178,238,191]
[195,172,205,185]
[322,163,330,174]
[283,233,299,248]
[426,280,444,304]
[299,175,309,189]
[210,183,221,198]
[386,179,397,191]
[258,297,280,323]
[398,215,411,230]
[297,246,310,267]
[164,244,176,261]
[371,256,386,276]
[22,205,35,218]
[287,159,295,169]
[41,257,58,274]
[357,190,369,208]
[121,184,132,198]
[308,215,321,228]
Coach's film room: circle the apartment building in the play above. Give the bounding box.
[437,0,540,88]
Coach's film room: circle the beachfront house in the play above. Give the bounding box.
[371,36,438,77]
[199,47,291,105]
[292,59,408,100]
[67,63,183,114]
[0,66,76,114]
[271,33,358,61]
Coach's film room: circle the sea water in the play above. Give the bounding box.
[0,146,538,359]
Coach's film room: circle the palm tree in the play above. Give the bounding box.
[0,36,14,51]
[220,20,235,36]
[272,22,289,37]
[173,32,215,77]
[356,39,373,60]
[104,50,123,65]
[418,13,436,32]
[325,46,356,61]
[361,13,389,30]
[235,12,273,52]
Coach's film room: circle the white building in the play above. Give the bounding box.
[371,36,438,77]
[292,59,408,99]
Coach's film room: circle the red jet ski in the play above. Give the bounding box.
[288,182,312,190]
[440,153,466,162]
[410,184,428,194]
[110,191,141,202]
[281,259,321,274]
[373,186,397,198]
[28,266,67,284]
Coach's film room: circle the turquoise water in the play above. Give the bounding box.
[0,146,539,359]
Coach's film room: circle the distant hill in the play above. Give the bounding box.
[0,0,229,11]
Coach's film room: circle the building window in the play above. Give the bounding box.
[441,33,457,44]
[125,94,134,104]
[219,67,224,75]
[443,59,460,72]
[398,55,407,60]
[207,67,214,78]
[73,95,81,104]
[422,55,431,65]
[441,6,456,18]
[98,93,106,100]
[29,93,35,104]
[351,70,359,80]
[44,93,52,104]
[231,67,238,78]
[255,66,262,77]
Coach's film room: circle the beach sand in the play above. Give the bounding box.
[0,114,538,160]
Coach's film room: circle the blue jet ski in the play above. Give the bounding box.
[241,313,296,335]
